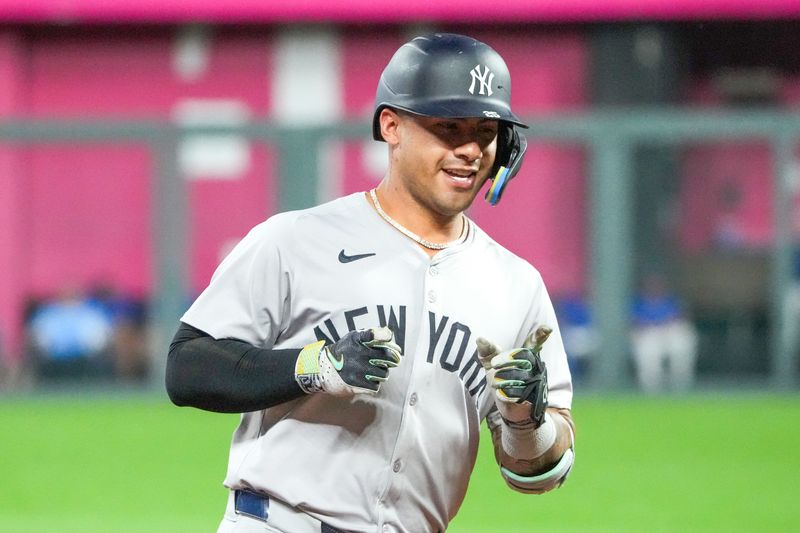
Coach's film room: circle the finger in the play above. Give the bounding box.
[353,328,377,344]
[495,378,527,395]
[490,348,528,368]
[369,340,402,364]
[476,337,500,367]
[522,326,552,351]
[493,358,533,373]
[365,364,389,380]
[364,327,401,353]
[369,356,398,369]
[494,382,525,401]
[370,326,394,343]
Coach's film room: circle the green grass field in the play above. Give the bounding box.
[0,392,797,532]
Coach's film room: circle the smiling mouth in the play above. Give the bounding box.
[443,168,478,183]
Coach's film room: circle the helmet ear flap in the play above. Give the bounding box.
[485,125,527,205]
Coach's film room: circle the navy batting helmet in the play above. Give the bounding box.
[372,33,528,205]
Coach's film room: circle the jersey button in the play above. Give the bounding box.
[409,393,418,406]
[427,291,436,303]
[429,265,439,276]
[392,459,402,473]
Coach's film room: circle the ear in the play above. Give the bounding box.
[379,108,402,145]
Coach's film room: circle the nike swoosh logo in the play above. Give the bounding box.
[327,349,344,371]
[338,250,376,263]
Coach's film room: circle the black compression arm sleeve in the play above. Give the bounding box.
[165,322,307,413]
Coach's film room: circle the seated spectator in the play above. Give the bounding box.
[555,293,598,381]
[630,273,698,394]
[88,283,151,382]
[27,286,115,382]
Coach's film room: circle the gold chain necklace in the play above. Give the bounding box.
[369,189,467,250]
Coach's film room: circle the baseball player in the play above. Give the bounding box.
[167,33,575,533]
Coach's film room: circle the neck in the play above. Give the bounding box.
[368,188,467,250]
[371,183,464,245]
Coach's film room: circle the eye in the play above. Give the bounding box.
[479,127,498,143]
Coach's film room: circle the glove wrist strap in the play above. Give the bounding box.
[501,412,556,461]
[294,340,326,394]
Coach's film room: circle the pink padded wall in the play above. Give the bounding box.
[680,79,774,252]
[340,29,405,197]
[26,30,275,298]
[3,0,799,24]
[0,31,25,356]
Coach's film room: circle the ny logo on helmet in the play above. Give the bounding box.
[468,65,494,96]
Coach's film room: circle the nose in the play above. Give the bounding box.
[453,139,482,163]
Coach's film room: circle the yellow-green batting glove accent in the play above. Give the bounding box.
[294,340,326,394]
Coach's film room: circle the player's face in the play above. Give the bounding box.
[389,111,498,218]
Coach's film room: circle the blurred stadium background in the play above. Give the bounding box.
[0,1,799,531]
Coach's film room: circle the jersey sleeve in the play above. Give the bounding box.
[181,216,292,348]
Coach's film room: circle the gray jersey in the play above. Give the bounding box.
[182,192,573,533]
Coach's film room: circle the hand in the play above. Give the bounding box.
[295,327,402,396]
[477,327,551,428]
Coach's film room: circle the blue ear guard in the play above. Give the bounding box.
[485,126,527,206]
[485,166,511,206]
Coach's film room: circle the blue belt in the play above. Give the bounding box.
[234,490,344,533]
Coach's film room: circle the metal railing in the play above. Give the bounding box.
[1,109,797,391]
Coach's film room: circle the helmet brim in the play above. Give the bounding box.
[372,101,528,141]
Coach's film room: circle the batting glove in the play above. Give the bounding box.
[477,327,551,428]
[294,327,402,396]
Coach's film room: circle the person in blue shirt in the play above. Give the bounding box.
[28,286,114,381]
[630,273,698,393]
[555,294,597,381]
